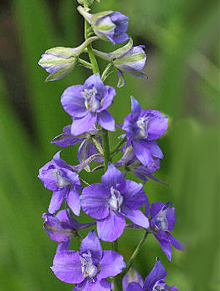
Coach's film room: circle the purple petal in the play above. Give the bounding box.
[80,230,103,262]
[48,189,66,213]
[98,250,126,280]
[53,151,70,169]
[42,212,74,242]
[117,180,147,209]
[98,110,115,131]
[80,183,110,219]
[166,207,176,231]
[61,85,86,117]
[74,278,111,291]
[52,125,83,147]
[101,164,124,187]
[71,113,97,136]
[131,97,141,120]
[38,160,58,191]
[97,211,126,242]
[150,202,164,218]
[168,233,184,251]
[51,250,83,284]
[97,86,116,112]
[123,208,149,229]
[66,187,80,216]
[132,140,163,166]
[154,233,172,261]
[143,259,167,290]
[127,282,143,291]
[123,267,144,290]
[56,241,71,252]
[142,110,168,140]
[84,74,106,97]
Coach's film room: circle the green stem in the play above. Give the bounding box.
[102,129,111,171]
[122,231,148,277]
[84,1,99,74]
[110,136,126,157]
[78,58,92,69]
[112,240,122,291]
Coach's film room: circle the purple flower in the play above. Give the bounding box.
[122,97,168,166]
[52,125,103,170]
[51,230,126,290]
[92,38,147,87]
[38,151,81,215]
[61,74,116,136]
[42,209,95,244]
[143,258,180,291]
[122,259,180,291]
[146,202,184,261]
[78,7,129,44]
[115,146,161,183]
[80,164,149,242]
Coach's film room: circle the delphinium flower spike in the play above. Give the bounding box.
[38,0,183,290]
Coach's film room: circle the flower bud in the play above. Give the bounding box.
[77,6,129,44]
[38,47,79,81]
[39,37,98,81]
[93,38,147,87]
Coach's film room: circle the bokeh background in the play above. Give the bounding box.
[0,0,219,290]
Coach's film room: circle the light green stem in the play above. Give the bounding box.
[102,129,110,172]
[122,230,148,277]
[84,1,99,74]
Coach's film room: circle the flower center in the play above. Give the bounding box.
[154,207,168,231]
[136,116,149,139]
[153,280,167,291]
[80,251,98,280]
[108,187,124,212]
[51,168,71,188]
[81,87,100,113]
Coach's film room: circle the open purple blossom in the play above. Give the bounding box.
[42,209,95,246]
[122,97,168,166]
[38,151,81,215]
[78,6,129,45]
[51,230,126,290]
[146,202,184,261]
[80,164,149,242]
[122,259,180,291]
[61,74,116,136]
[92,38,147,87]
[115,146,161,183]
[52,125,103,170]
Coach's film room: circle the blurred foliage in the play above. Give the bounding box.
[0,0,219,290]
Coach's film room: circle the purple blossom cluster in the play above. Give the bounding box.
[38,1,183,290]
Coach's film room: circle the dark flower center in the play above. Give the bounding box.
[51,168,71,188]
[108,187,124,212]
[153,280,167,291]
[81,87,101,113]
[80,251,98,280]
[153,208,168,231]
[135,116,149,139]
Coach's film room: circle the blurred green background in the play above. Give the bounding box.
[0,0,219,290]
